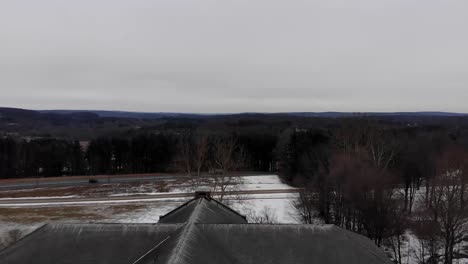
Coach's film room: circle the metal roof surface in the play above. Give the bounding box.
[0,223,182,264]
[158,195,247,224]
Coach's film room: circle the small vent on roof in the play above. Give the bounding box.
[194,191,211,200]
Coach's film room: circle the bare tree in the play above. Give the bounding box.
[177,132,193,176]
[399,136,430,213]
[435,144,468,207]
[193,134,209,179]
[293,187,319,224]
[325,148,400,247]
[427,170,468,264]
[384,201,408,264]
[176,132,210,186]
[365,125,398,173]
[415,144,468,264]
[248,206,278,224]
[413,210,442,264]
[209,136,245,201]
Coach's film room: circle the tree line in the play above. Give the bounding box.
[0,138,85,178]
[280,119,468,264]
[0,131,277,179]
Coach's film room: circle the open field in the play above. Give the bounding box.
[0,175,299,250]
[0,180,173,199]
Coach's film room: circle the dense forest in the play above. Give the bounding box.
[277,120,468,264]
[0,132,279,178]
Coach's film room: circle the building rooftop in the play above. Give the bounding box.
[0,192,391,264]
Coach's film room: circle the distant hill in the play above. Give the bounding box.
[0,107,101,122]
[1,107,468,140]
[0,107,140,139]
[282,111,468,118]
[39,109,468,119]
[39,110,211,120]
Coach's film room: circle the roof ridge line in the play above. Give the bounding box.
[165,198,206,264]
[132,236,171,264]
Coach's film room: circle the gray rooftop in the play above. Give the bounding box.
[0,223,182,264]
[0,192,392,264]
[158,192,247,224]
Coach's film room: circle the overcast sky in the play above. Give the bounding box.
[0,0,467,113]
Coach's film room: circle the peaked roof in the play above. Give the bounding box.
[0,192,392,264]
[158,192,247,224]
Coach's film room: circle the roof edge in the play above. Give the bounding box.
[158,196,199,221]
[0,224,48,254]
[210,198,247,222]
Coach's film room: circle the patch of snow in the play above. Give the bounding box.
[230,193,300,224]
[108,189,187,197]
[238,175,295,191]
[0,195,80,201]
[106,175,294,197]
[107,202,184,223]
[0,197,188,207]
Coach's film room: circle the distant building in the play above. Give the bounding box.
[0,192,391,264]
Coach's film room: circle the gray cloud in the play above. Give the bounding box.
[0,0,467,113]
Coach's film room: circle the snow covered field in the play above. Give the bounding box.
[0,175,299,249]
[231,193,299,223]
[104,175,299,223]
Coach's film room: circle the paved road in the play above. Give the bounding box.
[0,175,188,191]
[0,173,271,191]
[0,189,299,206]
